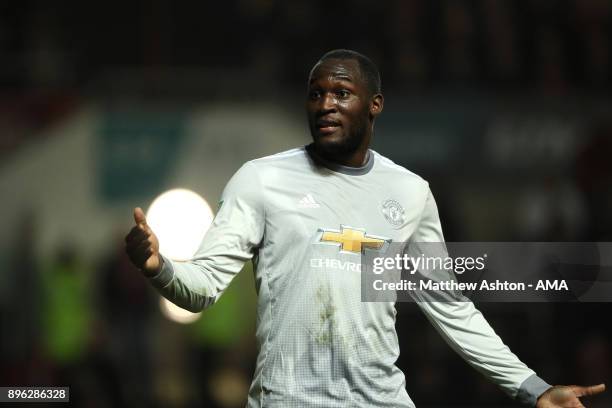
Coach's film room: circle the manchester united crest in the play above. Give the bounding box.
[382,199,405,227]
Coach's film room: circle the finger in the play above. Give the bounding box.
[127,238,153,255]
[125,226,150,244]
[138,248,155,267]
[125,229,150,247]
[132,208,153,235]
[133,207,148,227]
[125,233,149,251]
[128,243,154,268]
[126,238,153,264]
[128,252,148,269]
[125,225,141,242]
[573,383,606,397]
[125,237,152,254]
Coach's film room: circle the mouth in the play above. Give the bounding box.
[315,118,342,135]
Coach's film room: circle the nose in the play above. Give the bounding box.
[319,92,337,112]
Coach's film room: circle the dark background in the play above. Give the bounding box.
[1,0,611,407]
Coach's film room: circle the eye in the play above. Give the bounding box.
[336,89,351,99]
[309,90,321,100]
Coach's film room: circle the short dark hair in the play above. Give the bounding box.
[317,49,382,95]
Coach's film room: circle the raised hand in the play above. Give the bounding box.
[536,384,605,408]
[125,207,162,276]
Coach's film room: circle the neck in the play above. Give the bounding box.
[312,130,372,168]
[310,143,369,167]
[335,145,369,167]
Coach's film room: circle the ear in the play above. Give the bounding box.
[370,93,384,118]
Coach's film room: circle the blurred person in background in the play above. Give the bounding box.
[0,211,46,387]
[40,243,92,405]
[124,49,605,407]
[39,243,126,406]
[97,237,158,406]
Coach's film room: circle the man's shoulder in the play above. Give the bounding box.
[231,147,309,186]
[371,150,428,185]
[247,147,308,168]
[223,148,307,199]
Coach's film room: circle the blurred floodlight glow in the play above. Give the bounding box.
[159,297,201,324]
[146,188,214,261]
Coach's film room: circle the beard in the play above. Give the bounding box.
[310,116,369,159]
[312,130,361,157]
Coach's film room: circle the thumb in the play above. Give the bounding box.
[573,383,606,397]
[133,207,148,226]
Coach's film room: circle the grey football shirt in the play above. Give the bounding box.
[149,145,551,407]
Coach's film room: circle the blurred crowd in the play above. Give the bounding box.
[1,221,259,407]
[1,0,612,156]
[0,0,610,92]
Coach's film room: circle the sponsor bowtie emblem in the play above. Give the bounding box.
[382,199,405,227]
[318,226,390,253]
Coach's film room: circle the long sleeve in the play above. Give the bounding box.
[147,161,265,312]
[407,188,551,406]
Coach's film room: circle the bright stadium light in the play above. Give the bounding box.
[147,188,213,324]
[159,297,201,324]
[146,188,214,261]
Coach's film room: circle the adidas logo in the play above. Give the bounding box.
[298,193,320,208]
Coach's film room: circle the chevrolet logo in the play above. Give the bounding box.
[318,226,390,253]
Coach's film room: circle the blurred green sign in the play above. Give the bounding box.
[97,111,185,201]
